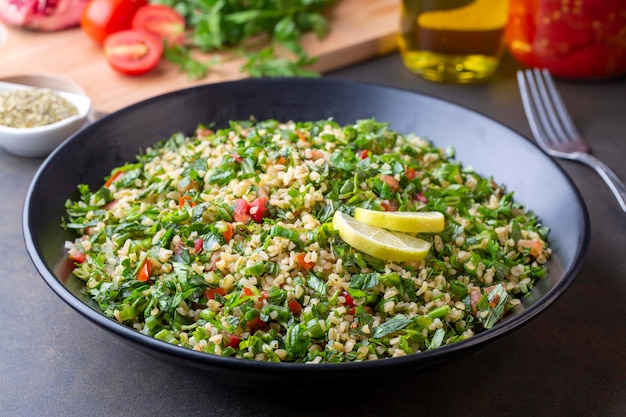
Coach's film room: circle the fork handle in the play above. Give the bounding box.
[573,152,626,212]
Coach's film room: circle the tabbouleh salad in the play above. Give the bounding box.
[63,118,550,363]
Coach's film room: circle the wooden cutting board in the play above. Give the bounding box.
[0,0,399,114]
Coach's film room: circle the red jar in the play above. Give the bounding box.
[506,0,626,79]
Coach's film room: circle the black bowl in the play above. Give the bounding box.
[23,78,589,386]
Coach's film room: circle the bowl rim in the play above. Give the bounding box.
[0,80,91,133]
[22,77,590,375]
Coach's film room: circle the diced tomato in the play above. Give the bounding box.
[519,239,543,258]
[275,156,286,165]
[80,0,148,45]
[103,29,163,76]
[224,333,240,349]
[405,166,416,180]
[131,4,186,46]
[295,130,307,142]
[246,316,266,330]
[242,287,254,297]
[137,258,152,282]
[248,197,267,223]
[357,149,370,159]
[216,221,234,242]
[295,252,315,270]
[342,291,355,307]
[489,293,501,308]
[287,299,302,314]
[233,199,251,224]
[414,192,428,204]
[193,238,203,254]
[470,285,504,314]
[68,247,86,264]
[104,170,124,188]
[381,200,398,212]
[178,195,195,208]
[252,292,267,310]
[231,153,243,163]
[222,223,234,242]
[380,174,400,192]
[204,287,227,300]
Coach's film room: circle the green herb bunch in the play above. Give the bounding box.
[152,0,338,78]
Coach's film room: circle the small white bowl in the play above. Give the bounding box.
[0,81,91,158]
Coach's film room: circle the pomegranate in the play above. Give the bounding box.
[0,0,88,31]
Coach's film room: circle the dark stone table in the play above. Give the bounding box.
[1,53,624,416]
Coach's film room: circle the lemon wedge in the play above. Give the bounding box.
[353,207,445,233]
[332,211,432,263]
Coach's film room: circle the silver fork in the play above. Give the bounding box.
[517,68,626,213]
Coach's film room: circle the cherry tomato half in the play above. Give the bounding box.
[103,29,163,76]
[81,0,147,45]
[131,4,186,46]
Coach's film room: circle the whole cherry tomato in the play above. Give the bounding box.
[103,29,163,75]
[131,4,186,46]
[80,0,147,45]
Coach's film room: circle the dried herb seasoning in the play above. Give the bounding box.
[0,88,78,128]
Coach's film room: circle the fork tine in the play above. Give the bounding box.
[517,70,552,150]
[518,69,626,212]
[531,68,570,145]
[537,68,585,146]
[525,69,568,147]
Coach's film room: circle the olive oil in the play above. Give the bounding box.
[399,0,509,83]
